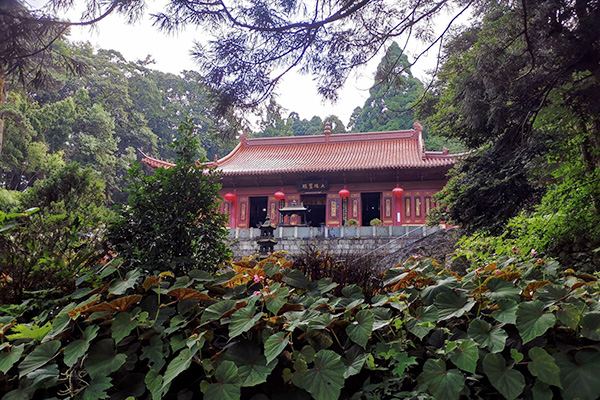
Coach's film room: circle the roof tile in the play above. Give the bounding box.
[141,129,457,175]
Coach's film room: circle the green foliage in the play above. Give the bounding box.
[108,119,231,274]
[350,42,422,133]
[0,92,65,192]
[1,250,599,399]
[344,219,359,227]
[426,0,600,246]
[0,163,109,303]
[0,189,20,213]
[369,218,382,226]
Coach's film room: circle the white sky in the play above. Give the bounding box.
[47,1,447,126]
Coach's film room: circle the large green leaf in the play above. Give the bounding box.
[84,339,126,380]
[1,387,35,400]
[145,369,163,400]
[18,340,61,378]
[532,381,553,400]
[418,359,464,400]
[556,302,582,330]
[346,309,374,348]
[112,312,138,344]
[64,325,99,367]
[483,353,525,400]
[515,300,556,343]
[264,332,289,364]
[421,277,459,305]
[303,350,346,400]
[204,360,242,400]
[282,269,310,289]
[485,278,520,301]
[223,341,277,387]
[83,377,112,400]
[140,334,169,372]
[527,347,561,388]
[317,278,338,294]
[343,345,367,379]
[435,290,475,321]
[0,344,24,374]
[229,304,262,339]
[265,285,290,315]
[534,284,569,305]
[188,269,214,282]
[554,351,600,400]
[580,312,600,340]
[26,364,59,388]
[467,318,507,353]
[161,347,197,392]
[492,299,518,324]
[372,307,392,331]
[406,305,438,339]
[43,313,71,342]
[201,300,237,325]
[109,269,141,295]
[449,340,479,374]
[263,262,279,277]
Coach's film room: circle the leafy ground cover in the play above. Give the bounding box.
[1,254,599,399]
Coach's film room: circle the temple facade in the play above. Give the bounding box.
[141,122,457,229]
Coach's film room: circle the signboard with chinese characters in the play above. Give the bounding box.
[297,179,328,192]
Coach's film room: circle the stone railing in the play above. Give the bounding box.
[228,225,444,258]
[228,225,438,240]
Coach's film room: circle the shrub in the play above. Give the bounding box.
[1,254,599,400]
[369,218,383,226]
[109,119,231,274]
[345,219,359,226]
[291,243,385,299]
[0,163,109,304]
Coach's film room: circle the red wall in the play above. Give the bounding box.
[219,181,445,228]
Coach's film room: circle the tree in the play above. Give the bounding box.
[17,0,472,117]
[0,91,64,190]
[427,0,600,240]
[0,0,93,154]
[254,98,293,137]
[109,119,231,274]
[350,42,423,132]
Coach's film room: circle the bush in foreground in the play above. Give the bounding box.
[1,254,599,399]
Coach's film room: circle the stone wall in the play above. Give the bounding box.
[228,226,441,259]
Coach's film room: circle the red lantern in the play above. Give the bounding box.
[392,185,404,198]
[338,185,350,198]
[274,188,285,201]
[224,192,236,202]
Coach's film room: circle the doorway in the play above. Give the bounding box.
[301,194,326,227]
[249,196,268,228]
[361,192,381,226]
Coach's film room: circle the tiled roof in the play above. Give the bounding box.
[141,124,457,176]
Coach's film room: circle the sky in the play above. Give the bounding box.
[51,1,444,127]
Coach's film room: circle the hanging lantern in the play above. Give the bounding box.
[224,192,236,202]
[274,188,286,201]
[338,185,350,199]
[392,185,404,198]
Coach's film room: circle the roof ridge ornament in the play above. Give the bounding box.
[240,130,248,147]
[324,121,331,144]
[413,121,427,160]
